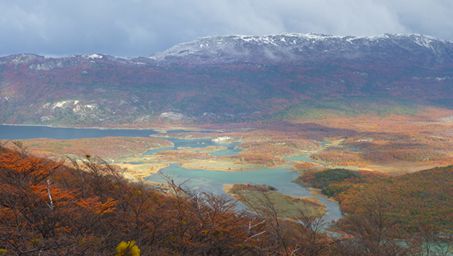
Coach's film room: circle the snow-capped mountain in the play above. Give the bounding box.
[151,33,453,64]
[2,33,453,67]
[0,33,452,126]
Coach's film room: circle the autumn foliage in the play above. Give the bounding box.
[1,144,451,255]
[0,145,338,255]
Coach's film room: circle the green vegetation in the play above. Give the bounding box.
[227,184,325,219]
[300,166,453,233]
[298,168,365,197]
[339,166,453,234]
[295,166,453,255]
[274,98,418,119]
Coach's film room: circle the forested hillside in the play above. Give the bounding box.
[1,34,453,126]
[1,145,451,255]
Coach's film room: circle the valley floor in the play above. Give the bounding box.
[2,108,453,224]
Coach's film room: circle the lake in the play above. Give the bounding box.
[0,124,156,140]
[147,164,342,223]
[144,136,342,223]
[1,124,342,224]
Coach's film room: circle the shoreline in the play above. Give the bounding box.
[0,123,158,131]
[0,122,247,134]
[0,123,218,133]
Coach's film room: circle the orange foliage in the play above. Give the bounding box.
[4,143,442,255]
[0,145,272,255]
[76,197,117,215]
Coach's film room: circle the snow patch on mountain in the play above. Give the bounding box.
[47,100,75,109]
[85,54,103,60]
[159,112,185,121]
[10,54,41,64]
[43,100,98,113]
[149,33,453,64]
[39,100,102,122]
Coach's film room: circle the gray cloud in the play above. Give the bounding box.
[0,0,452,56]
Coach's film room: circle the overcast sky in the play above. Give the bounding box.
[1,0,453,56]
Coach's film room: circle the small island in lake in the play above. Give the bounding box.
[225,184,326,219]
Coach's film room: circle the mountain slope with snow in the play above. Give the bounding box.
[151,33,453,64]
[0,33,452,126]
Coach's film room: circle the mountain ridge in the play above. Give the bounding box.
[2,33,452,62]
[0,33,452,126]
[151,33,453,64]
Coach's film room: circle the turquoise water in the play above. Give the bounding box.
[144,146,174,155]
[147,164,342,223]
[211,142,241,157]
[140,136,341,223]
[145,137,242,157]
[167,137,215,148]
[0,124,156,139]
[286,154,313,162]
[1,125,342,223]
[145,137,217,155]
